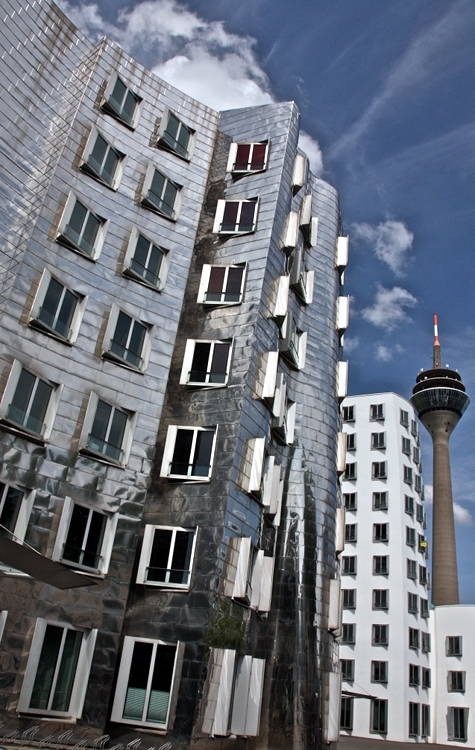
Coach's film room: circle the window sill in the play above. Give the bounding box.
[0,419,46,446]
[78,447,126,468]
[56,234,97,261]
[102,352,145,374]
[17,713,78,723]
[101,102,137,131]
[123,267,162,292]
[80,163,119,191]
[156,139,191,162]
[167,474,211,483]
[140,198,177,222]
[29,320,74,346]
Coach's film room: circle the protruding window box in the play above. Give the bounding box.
[337,361,349,400]
[240,437,266,495]
[289,246,314,304]
[123,228,170,291]
[79,393,136,467]
[160,426,217,481]
[29,270,87,344]
[198,264,246,306]
[281,211,299,252]
[336,236,349,269]
[137,526,197,588]
[336,296,350,332]
[0,360,62,441]
[141,165,182,221]
[227,142,269,175]
[279,315,307,370]
[213,199,258,235]
[102,73,142,129]
[292,153,307,192]
[157,108,195,160]
[57,194,108,261]
[180,340,233,387]
[80,130,126,190]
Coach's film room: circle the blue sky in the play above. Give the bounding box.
[61,0,475,601]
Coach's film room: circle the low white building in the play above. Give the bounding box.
[339,392,475,747]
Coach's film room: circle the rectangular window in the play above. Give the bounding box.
[400,409,409,426]
[422,668,431,689]
[342,405,355,422]
[57,195,106,260]
[158,110,194,160]
[370,404,384,421]
[180,340,232,387]
[58,503,107,571]
[81,131,124,189]
[345,524,357,543]
[411,419,418,436]
[111,637,181,728]
[344,493,357,510]
[409,628,420,650]
[405,494,414,515]
[141,167,182,221]
[0,361,60,440]
[227,142,269,174]
[373,492,388,510]
[123,230,168,290]
[407,559,417,579]
[0,482,33,549]
[402,437,411,455]
[421,704,430,737]
[103,307,151,371]
[372,624,388,646]
[341,624,355,644]
[340,659,354,681]
[413,446,421,464]
[406,527,416,546]
[419,565,427,585]
[160,426,217,481]
[373,523,389,542]
[213,199,258,234]
[30,271,84,343]
[344,463,356,481]
[340,696,353,730]
[371,661,388,684]
[373,556,389,575]
[137,526,197,588]
[409,702,420,737]
[342,589,356,609]
[420,598,429,619]
[371,699,388,734]
[103,74,141,128]
[449,707,469,741]
[448,671,465,692]
[422,632,431,653]
[418,534,428,555]
[82,397,133,465]
[373,589,388,610]
[415,474,422,493]
[404,465,413,485]
[408,593,418,614]
[372,461,387,479]
[280,315,307,370]
[409,664,420,687]
[342,556,356,575]
[18,620,96,718]
[371,432,386,449]
[447,636,462,656]
[346,433,356,451]
[289,245,314,305]
[197,264,246,305]
[416,504,424,523]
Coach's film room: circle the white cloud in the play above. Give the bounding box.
[454,502,473,526]
[352,220,414,276]
[424,484,433,504]
[298,132,323,176]
[343,336,359,354]
[375,343,403,362]
[361,286,417,331]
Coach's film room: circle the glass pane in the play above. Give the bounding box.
[189,342,211,383]
[192,430,214,476]
[235,144,250,170]
[251,143,266,169]
[176,124,190,157]
[63,504,90,564]
[148,528,173,582]
[221,202,239,231]
[146,645,176,723]
[123,641,153,720]
[90,400,112,444]
[107,409,128,454]
[238,202,256,231]
[54,289,77,338]
[81,212,100,255]
[122,91,137,124]
[0,485,24,535]
[170,430,194,475]
[111,77,127,110]
[30,625,63,709]
[102,147,118,184]
[209,343,230,383]
[169,531,193,584]
[67,201,88,239]
[51,629,82,711]
[162,181,177,216]
[83,510,106,568]
[127,321,146,364]
[131,236,163,286]
[206,266,226,301]
[27,378,52,434]
[165,113,179,142]
[9,369,36,424]
[224,267,243,301]
[149,171,165,205]
[39,278,63,328]
[111,311,132,356]
[89,134,108,174]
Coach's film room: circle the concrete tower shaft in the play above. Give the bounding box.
[411,316,469,606]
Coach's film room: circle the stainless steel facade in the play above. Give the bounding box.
[0,2,346,748]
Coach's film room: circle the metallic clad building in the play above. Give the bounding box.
[0,2,348,748]
[411,317,469,606]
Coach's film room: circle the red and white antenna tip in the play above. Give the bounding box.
[433,313,440,345]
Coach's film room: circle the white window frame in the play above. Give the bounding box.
[136,525,197,588]
[0,482,35,573]
[157,107,196,161]
[279,315,307,370]
[226,141,269,175]
[281,210,299,251]
[336,236,349,269]
[212,198,259,235]
[346,433,356,451]
[230,655,265,737]
[111,636,183,729]
[337,432,347,473]
[259,350,279,402]
[342,623,356,644]
[80,128,126,190]
[299,193,312,231]
[18,618,97,718]
[160,425,217,482]
[373,555,389,575]
[240,437,266,495]
[0,360,62,441]
[197,263,247,306]
[29,269,87,344]
[344,493,357,511]
[272,395,296,445]
[273,275,289,322]
[289,246,314,304]
[102,304,153,373]
[371,432,386,449]
[371,660,388,684]
[52,497,117,576]
[78,392,137,467]
[222,536,253,604]
[140,163,183,221]
[292,153,307,191]
[328,579,342,631]
[57,193,108,261]
[123,227,171,291]
[337,362,349,400]
[180,339,233,388]
[250,551,275,613]
[102,72,143,129]
[261,455,283,526]
[336,296,349,332]
[342,405,354,422]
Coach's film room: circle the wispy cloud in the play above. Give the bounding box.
[361,286,417,331]
[58,0,324,173]
[343,336,359,354]
[330,1,475,158]
[454,503,473,526]
[352,220,414,276]
[375,343,403,362]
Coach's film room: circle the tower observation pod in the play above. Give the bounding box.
[411,315,470,605]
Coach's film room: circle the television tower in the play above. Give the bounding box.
[411,315,470,605]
